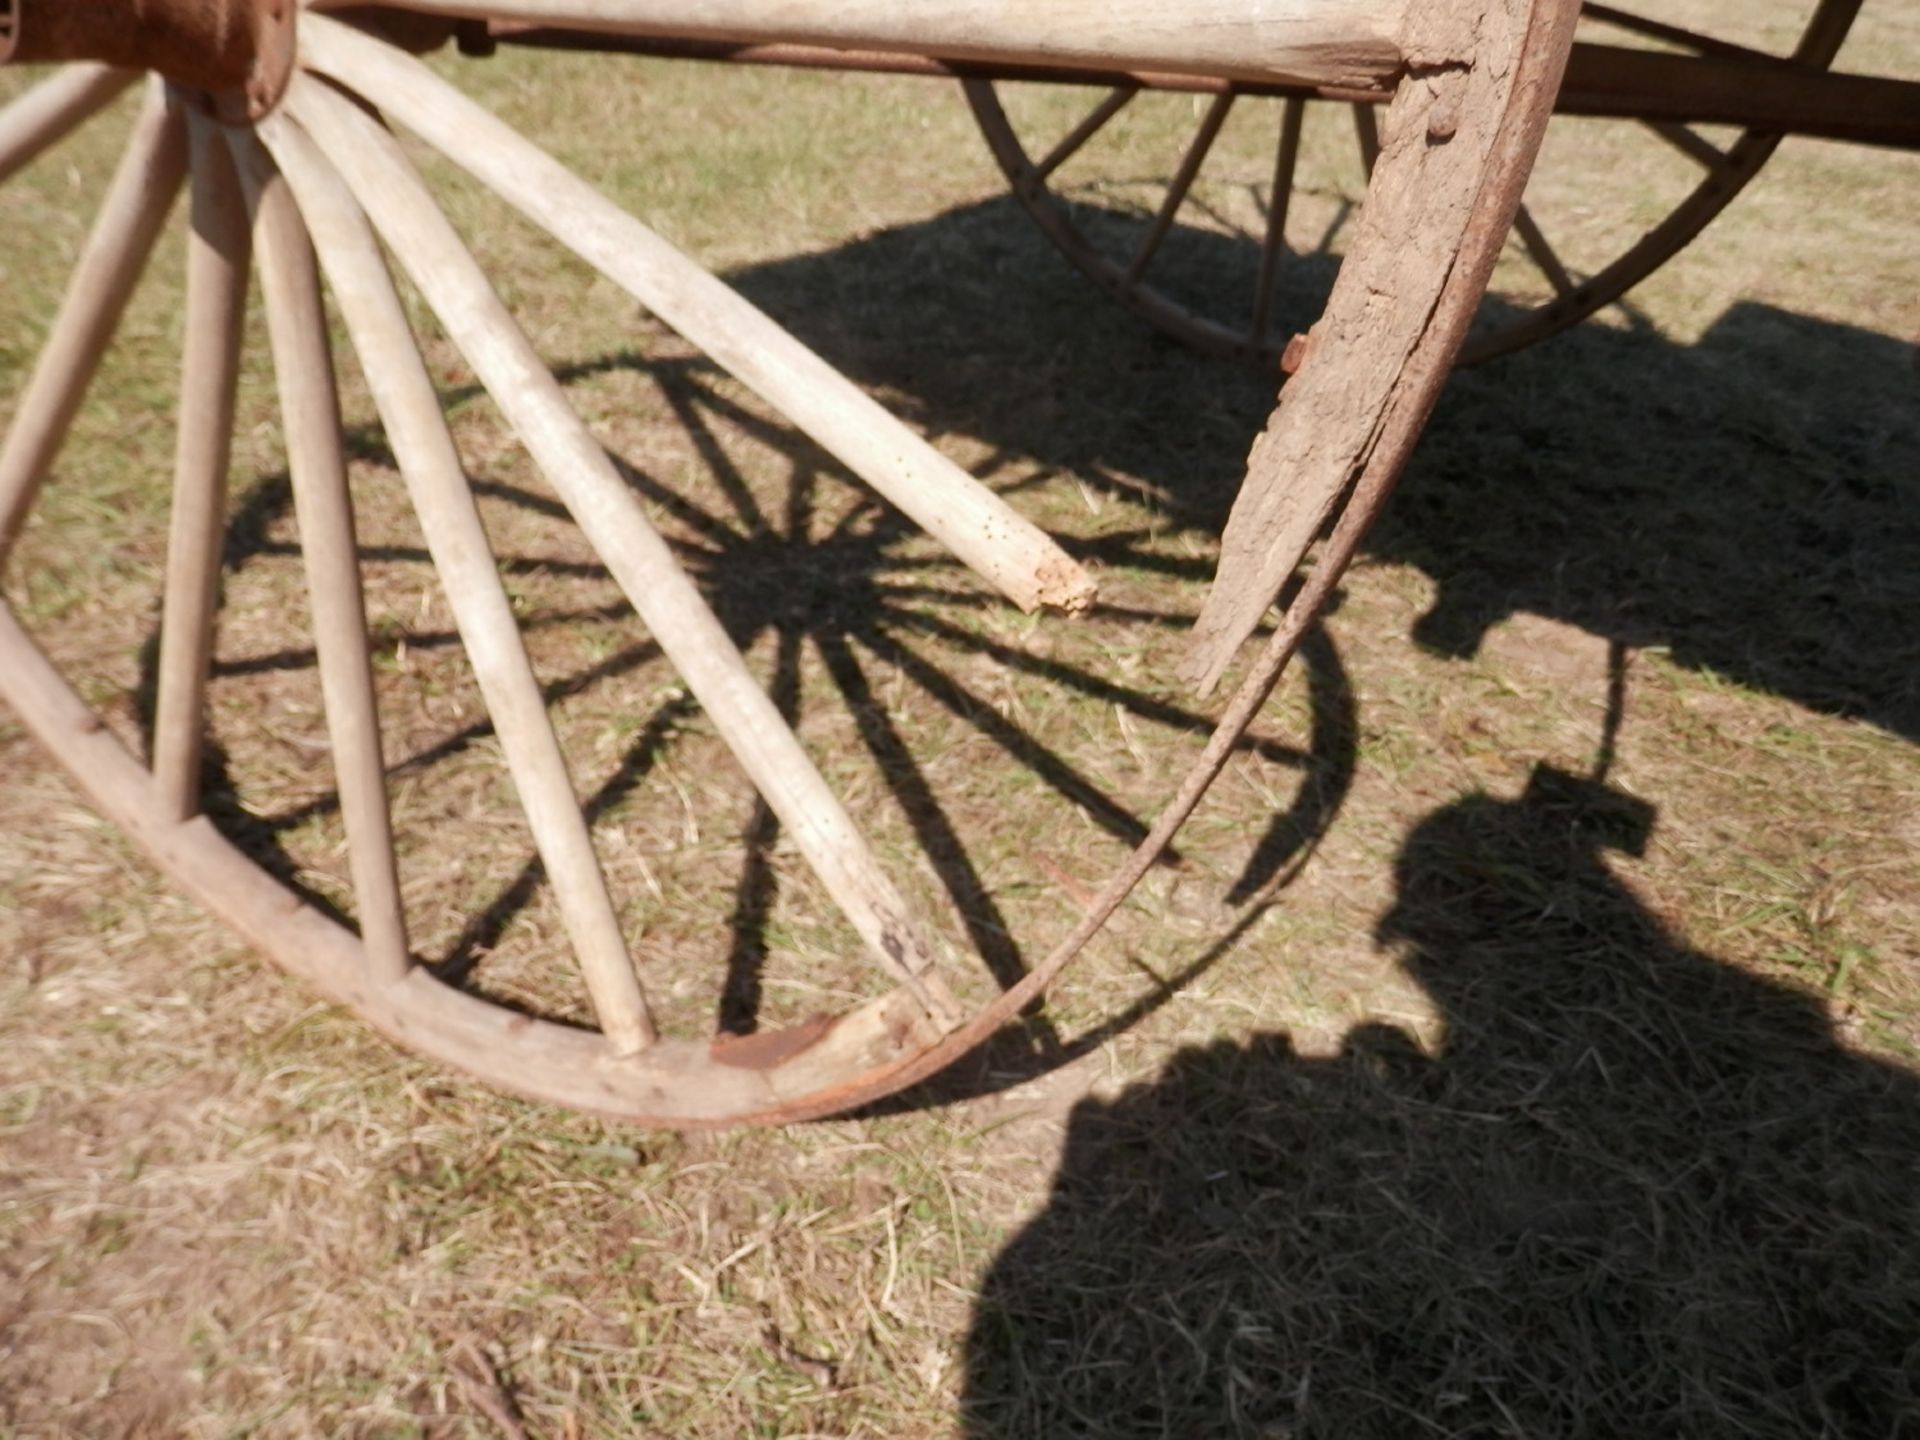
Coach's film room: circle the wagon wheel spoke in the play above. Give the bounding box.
[1249,96,1305,344]
[0,82,184,568]
[1125,90,1233,287]
[1034,85,1137,184]
[1511,203,1576,299]
[152,114,250,823]
[302,15,1090,618]
[252,112,660,1051]
[0,63,136,185]
[283,71,965,1031]
[1351,101,1381,177]
[1644,120,1735,173]
[242,134,413,987]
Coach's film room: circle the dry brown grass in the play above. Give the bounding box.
[3,6,1919,1435]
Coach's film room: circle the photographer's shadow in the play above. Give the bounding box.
[962,767,1920,1437]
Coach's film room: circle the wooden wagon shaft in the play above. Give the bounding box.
[1557,42,1920,150]
[486,28,1920,152]
[316,0,1412,91]
[0,0,1422,95]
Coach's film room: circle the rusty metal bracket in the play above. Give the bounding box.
[4,0,295,118]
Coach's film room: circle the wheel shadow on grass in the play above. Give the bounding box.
[113,194,1913,1075]
[959,766,1920,1438]
[126,339,1357,1050]
[726,196,1920,744]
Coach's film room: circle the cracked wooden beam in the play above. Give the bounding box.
[1183,0,1578,695]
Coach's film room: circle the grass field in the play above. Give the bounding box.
[2,5,1918,1435]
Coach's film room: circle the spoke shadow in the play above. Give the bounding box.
[125,182,1914,1076]
[131,334,1356,1047]
[961,766,1920,1436]
[723,195,1920,743]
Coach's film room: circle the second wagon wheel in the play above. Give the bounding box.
[964,0,1864,366]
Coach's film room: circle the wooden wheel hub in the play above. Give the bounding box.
[5,0,295,116]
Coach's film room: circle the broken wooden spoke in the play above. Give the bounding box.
[299,13,1092,618]
[287,74,963,1031]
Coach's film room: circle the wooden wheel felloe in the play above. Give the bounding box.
[964,0,1865,367]
[0,0,1583,1125]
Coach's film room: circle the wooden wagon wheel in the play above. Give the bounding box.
[964,0,1864,367]
[0,0,1580,1125]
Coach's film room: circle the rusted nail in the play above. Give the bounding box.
[710,1012,835,1070]
[1280,331,1314,376]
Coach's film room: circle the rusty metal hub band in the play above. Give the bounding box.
[3,0,295,116]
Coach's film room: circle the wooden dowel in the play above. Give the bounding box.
[333,0,1408,89]
[0,64,137,186]
[1511,203,1574,298]
[1125,91,1233,285]
[0,82,184,571]
[1250,96,1306,342]
[298,15,1094,617]
[234,130,412,987]
[257,114,658,1054]
[1034,86,1136,182]
[152,113,250,823]
[287,76,962,1029]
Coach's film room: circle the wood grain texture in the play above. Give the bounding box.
[240,132,413,986]
[299,14,1093,616]
[152,112,250,823]
[1184,0,1552,692]
[317,0,1409,89]
[289,74,963,1031]
[259,110,658,1053]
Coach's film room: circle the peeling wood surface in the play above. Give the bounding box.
[1185,0,1542,694]
[331,0,1412,90]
